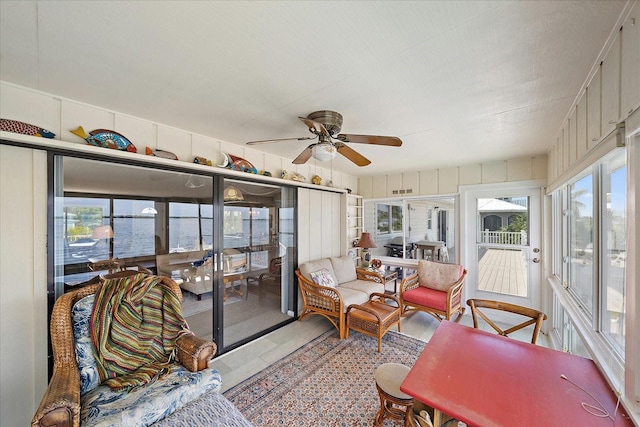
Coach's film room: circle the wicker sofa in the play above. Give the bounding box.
[296,255,386,339]
[32,272,232,427]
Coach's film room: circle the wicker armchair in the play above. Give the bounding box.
[399,260,467,322]
[296,267,385,339]
[32,274,217,427]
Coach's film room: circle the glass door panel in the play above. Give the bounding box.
[222,179,295,347]
[476,196,530,298]
[464,187,542,313]
[477,247,528,297]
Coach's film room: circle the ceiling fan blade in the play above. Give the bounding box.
[246,136,316,145]
[292,145,314,164]
[298,117,331,137]
[335,134,402,146]
[334,142,371,166]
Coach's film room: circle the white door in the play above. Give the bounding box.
[462,184,543,312]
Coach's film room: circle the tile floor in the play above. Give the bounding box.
[211,309,551,392]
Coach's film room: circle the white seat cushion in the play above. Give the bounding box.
[334,287,370,313]
[340,279,384,298]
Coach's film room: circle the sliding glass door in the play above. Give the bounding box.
[221,179,295,347]
[53,155,297,355]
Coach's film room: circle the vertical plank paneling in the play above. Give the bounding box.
[0,145,48,427]
[297,188,311,264]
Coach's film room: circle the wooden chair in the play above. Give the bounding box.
[399,260,467,322]
[466,299,547,344]
[258,256,282,300]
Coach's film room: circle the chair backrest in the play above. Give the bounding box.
[269,256,283,274]
[417,260,464,292]
[88,258,125,274]
[466,299,547,344]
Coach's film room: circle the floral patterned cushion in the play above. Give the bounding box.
[72,294,100,395]
[310,268,337,288]
[80,365,222,427]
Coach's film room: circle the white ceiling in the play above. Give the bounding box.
[0,1,628,177]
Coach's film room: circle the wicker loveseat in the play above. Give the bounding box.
[32,272,222,427]
[296,255,385,339]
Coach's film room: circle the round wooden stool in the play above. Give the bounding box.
[374,363,413,427]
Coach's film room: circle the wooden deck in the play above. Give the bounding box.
[478,248,528,297]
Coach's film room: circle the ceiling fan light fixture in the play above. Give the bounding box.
[311,143,337,162]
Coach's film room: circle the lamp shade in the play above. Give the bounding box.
[311,143,337,162]
[92,225,114,239]
[224,185,244,201]
[356,232,377,249]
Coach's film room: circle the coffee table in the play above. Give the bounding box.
[346,293,401,352]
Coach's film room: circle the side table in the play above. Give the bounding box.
[346,293,401,352]
[382,270,399,294]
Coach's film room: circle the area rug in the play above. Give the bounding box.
[224,328,427,426]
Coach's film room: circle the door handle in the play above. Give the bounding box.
[533,258,540,263]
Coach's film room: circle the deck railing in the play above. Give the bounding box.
[480,230,527,245]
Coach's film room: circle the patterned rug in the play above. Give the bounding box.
[224,328,427,426]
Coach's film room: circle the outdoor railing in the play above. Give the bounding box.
[480,230,527,245]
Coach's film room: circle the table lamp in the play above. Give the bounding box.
[356,232,377,269]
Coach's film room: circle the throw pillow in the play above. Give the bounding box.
[309,268,337,288]
[418,260,463,292]
[329,255,357,283]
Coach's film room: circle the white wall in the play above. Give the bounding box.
[0,81,358,192]
[0,145,48,426]
[358,156,548,198]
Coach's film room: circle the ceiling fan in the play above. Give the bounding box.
[246,110,402,166]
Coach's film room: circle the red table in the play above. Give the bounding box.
[400,321,634,427]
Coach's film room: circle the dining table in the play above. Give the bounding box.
[400,320,634,427]
[413,240,444,261]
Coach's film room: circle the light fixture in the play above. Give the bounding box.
[141,207,158,215]
[224,185,244,202]
[185,175,206,188]
[311,143,337,162]
[355,232,377,269]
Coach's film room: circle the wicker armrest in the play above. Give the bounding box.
[32,364,81,427]
[295,270,342,312]
[356,268,384,283]
[176,334,217,372]
[399,273,419,294]
[370,292,400,306]
[33,286,99,427]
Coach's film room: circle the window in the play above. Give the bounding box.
[550,147,627,373]
[600,150,626,353]
[365,197,457,264]
[482,215,501,231]
[377,204,389,234]
[568,173,594,314]
[376,204,403,234]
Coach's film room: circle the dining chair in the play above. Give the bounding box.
[88,258,125,274]
[466,299,547,344]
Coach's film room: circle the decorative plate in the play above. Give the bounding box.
[371,259,383,269]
